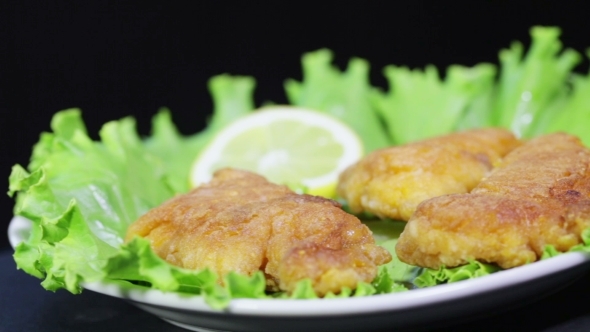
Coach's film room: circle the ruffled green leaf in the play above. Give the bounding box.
[414,261,501,288]
[144,75,256,194]
[492,26,581,138]
[375,63,496,144]
[377,239,421,283]
[285,49,391,153]
[289,279,319,299]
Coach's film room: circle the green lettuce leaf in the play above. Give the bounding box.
[363,221,415,293]
[374,63,497,144]
[543,53,590,146]
[377,239,421,283]
[285,48,391,153]
[10,110,175,292]
[371,26,585,145]
[144,74,256,193]
[371,239,416,294]
[414,261,501,288]
[491,26,581,138]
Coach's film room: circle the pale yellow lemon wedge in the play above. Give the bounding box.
[189,105,363,198]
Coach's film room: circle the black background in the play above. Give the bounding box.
[0,2,588,250]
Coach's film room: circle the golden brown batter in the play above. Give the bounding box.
[396,133,590,269]
[126,168,391,295]
[337,128,521,220]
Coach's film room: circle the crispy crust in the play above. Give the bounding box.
[126,168,391,295]
[396,133,590,269]
[337,128,521,220]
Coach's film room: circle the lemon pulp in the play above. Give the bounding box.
[189,105,363,198]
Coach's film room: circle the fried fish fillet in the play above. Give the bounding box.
[125,168,391,295]
[396,133,590,269]
[337,128,521,220]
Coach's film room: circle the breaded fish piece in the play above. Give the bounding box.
[337,128,521,220]
[126,168,391,296]
[396,133,590,269]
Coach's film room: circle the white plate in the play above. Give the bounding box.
[8,215,590,332]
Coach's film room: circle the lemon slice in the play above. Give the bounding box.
[189,105,363,197]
